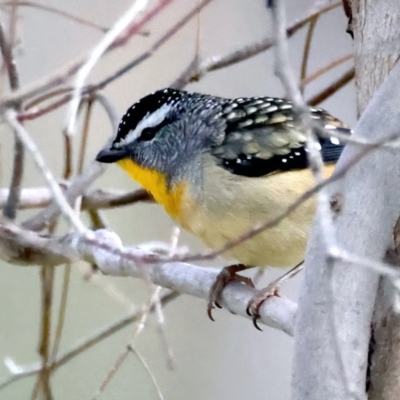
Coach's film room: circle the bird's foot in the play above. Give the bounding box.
[246,282,281,331]
[246,261,304,330]
[207,264,254,321]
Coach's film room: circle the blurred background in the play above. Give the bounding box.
[0,0,355,399]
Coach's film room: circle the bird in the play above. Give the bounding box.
[96,88,349,328]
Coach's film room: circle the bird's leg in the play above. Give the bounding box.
[246,261,304,330]
[208,264,255,321]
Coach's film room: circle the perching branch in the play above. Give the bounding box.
[0,218,297,335]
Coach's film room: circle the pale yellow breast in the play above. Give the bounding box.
[176,158,335,267]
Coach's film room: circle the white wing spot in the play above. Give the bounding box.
[266,105,278,112]
[325,124,337,130]
[330,137,340,145]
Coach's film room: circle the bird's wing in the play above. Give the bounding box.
[211,97,350,178]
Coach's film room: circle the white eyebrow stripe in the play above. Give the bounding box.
[114,103,172,147]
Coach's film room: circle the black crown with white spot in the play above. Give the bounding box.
[113,89,185,148]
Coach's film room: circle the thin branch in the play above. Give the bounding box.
[0,16,18,88]
[77,98,94,174]
[127,346,165,400]
[22,161,104,231]
[49,264,71,363]
[93,287,162,399]
[18,0,214,122]
[0,17,24,220]
[33,265,55,400]
[300,16,318,93]
[0,187,153,210]
[300,53,353,89]
[1,1,109,32]
[0,291,179,392]
[65,0,153,136]
[22,90,118,232]
[171,1,341,88]
[63,129,73,180]
[0,0,175,111]
[4,110,86,233]
[307,67,355,106]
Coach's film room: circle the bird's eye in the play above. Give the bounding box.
[138,127,157,142]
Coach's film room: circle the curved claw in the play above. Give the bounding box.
[207,303,216,321]
[207,264,252,321]
[246,304,252,317]
[246,284,281,330]
[252,316,263,331]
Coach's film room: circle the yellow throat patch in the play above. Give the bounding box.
[117,158,185,218]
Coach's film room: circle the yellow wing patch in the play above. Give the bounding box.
[117,158,185,218]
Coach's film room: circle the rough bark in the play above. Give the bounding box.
[353,2,400,399]
[352,0,400,114]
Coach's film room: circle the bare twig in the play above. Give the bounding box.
[127,346,165,400]
[22,161,104,231]
[33,265,55,400]
[300,54,353,89]
[77,98,94,174]
[300,16,319,92]
[49,264,71,363]
[93,287,165,399]
[0,291,179,392]
[1,1,109,32]
[171,1,341,88]
[0,187,153,210]
[18,0,214,123]
[4,110,86,233]
[66,0,152,136]
[0,0,175,111]
[0,17,24,220]
[22,90,118,232]
[307,67,355,106]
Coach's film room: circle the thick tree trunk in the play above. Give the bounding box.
[292,1,400,399]
[352,2,400,399]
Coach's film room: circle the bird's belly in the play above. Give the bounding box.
[178,172,322,267]
[186,213,310,267]
[176,166,324,267]
[178,200,313,267]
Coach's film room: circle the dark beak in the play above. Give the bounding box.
[96,147,128,163]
